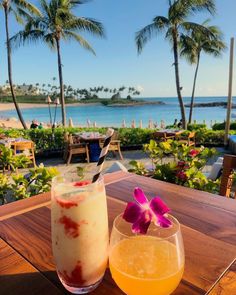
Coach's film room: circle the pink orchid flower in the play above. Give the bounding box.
[123,187,172,234]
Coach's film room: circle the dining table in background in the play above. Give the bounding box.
[0,137,31,148]
[0,171,236,295]
[74,132,106,162]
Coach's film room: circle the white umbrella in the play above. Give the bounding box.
[122,119,126,128]
[131,120,136,128]
[148,119,153,129]
[139,120,143,129]
[69,117,74,127]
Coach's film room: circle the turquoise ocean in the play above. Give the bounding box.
[0,96,235,127]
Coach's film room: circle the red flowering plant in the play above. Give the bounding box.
[130,139,220,194]
[123,187,171,234]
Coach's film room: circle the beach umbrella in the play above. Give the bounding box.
[131,120,136,128]
[148,119,153,129]
[69,117,74,127]
[93,121,97,127]
[45,95,52,103]
[122,119,126,128]
[160,120,165,129]
[139,120,143,129]
[87,119,91,127]
[45,95,52,126]
[224,37,234,146]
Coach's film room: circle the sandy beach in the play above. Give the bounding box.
[0,102,100,129]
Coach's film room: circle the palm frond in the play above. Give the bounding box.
[9,7,24,24]
[135,17,169,53]
[64,17,105,37]
[188,0,216,15]
[10,29,45,49]
[62,31,95,54]
[12,0,41,16]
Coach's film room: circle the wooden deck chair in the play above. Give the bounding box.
[66,134,89,165]
[99,131,123,160]
[219,154,236,198]
[178,132,195,146]
[12,141,36,168]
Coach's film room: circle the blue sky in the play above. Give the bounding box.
[0,0,235,97]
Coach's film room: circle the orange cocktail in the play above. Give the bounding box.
[109,214,184,295]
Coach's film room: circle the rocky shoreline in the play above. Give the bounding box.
[185,102,229,108]
[106,101,165,107]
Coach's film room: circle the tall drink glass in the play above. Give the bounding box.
[51,175,109,294]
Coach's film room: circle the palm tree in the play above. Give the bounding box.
[1,0,39,129]
[180,20,226,124]
[11,0,105,126]
[135,0,216,129]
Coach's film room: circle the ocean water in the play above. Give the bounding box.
[0,96,235,127]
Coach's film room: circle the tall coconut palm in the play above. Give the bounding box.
[1,0,39,129]
[179,20,226,124]
[135,0,216,129]
[11,0,105,126]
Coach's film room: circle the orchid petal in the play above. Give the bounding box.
[149,197,170,216]
[155,214,172,228]
[132,210,152,234]
[134,187,148,205]
[123,202,143,223]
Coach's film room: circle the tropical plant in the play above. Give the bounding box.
[0,164,59,204]
[180,19,226,124]
[135,0,216,129]
[1,0,40,129]
[131,139,219,193]
[11,0,105,126]
[0,145,31,172]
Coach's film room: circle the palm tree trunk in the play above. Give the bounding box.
[172,27,187,129]
[4,6,27,130]
[55,37,66,126]
[188,53,200,124]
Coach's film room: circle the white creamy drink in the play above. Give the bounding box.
[51,177,109,293]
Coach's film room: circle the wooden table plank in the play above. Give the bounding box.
[1,196,236,294]
[0,238,63,295]
[208,260,236,295]
[1,172,236,294]
[105,175,236,245]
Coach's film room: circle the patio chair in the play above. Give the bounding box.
[66,134,90,165]
[99,131,123,160]
[12,141,36,168]
[152,131,175,142]
[219,154,236,198]
[178,131,195,146]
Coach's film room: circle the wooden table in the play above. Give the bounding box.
[0,171,236,294]
[74,132,106,162]
[0,137,31,148]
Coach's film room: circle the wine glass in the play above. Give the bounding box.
[109,214,184,295]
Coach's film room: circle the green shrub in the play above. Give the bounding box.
[0,164,59,205]
[130,139,219,194]
[212,121,236,130]
[187,123,207,131]
[0,126,226,152]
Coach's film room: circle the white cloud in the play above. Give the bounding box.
[136,85,144,92]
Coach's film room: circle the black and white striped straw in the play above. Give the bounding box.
[92,128,114,183]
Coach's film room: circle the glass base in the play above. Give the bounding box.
[59,277,102,294]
